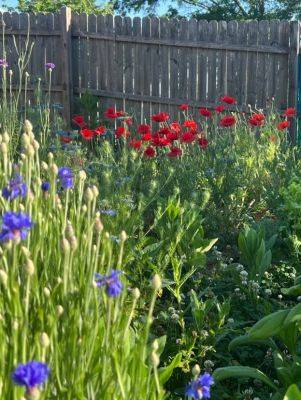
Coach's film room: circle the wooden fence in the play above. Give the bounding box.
[0,8,300,131]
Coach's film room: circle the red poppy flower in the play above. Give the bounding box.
[124,117,133,125]
[179,104,189,111]
[167,147,182,158]
[158,127,171,136]
[199,108,212,118]
[141,132,152,141]
[220,115,236,127]
[198,137,209,149]
[284,107,296,118]
[181,131,196,143]
[183,120,198,131]
[138,124,151,135]
[115,126,130,138]
[152,136,170,147]
[277,120,290,130]
[215,105,226,113]
[94,126,106,135]
[81,128,95,140]
[166,131,179,141]
[220,95,236,105]
[104,107,119,119]
[170,122,181,133]
[248,113,265,127]
[151,112,170,123]
[144,146,156,158]
[116,110,125,117]
[129,139,142,150]
[60,136,72,143]
[72,115,86,128]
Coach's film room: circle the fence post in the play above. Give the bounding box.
[60,6,72,126]
[288,21,299,143]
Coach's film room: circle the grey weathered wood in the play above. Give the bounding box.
[288,21,299,141]
[159,18,170,116]
[132,16,142,123]
[169,19,179,121]
[142,17,151,123]
[150,17,160,118]
[246,21,258,107]
[256,20,269,108]
[198,20,209,105]
[60,7,72,124]
[114,15,124,115]
[276,21,289,109]
[236,22,248,106]
[226,21,238,99]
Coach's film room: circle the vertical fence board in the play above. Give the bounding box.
[132,16,142,123]
[142,17,151,123]
[246,21,258,107]
[150,17,160,118]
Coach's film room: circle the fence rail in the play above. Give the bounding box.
[0,8,300,136]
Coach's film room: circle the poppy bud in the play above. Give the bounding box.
[61,238,70,254]
[120,230,127,242]
[152,339,159,351]
[21,246,31,257]
[0,269,8,286]
[69,236,78,251]
[13,320,19,330]
[132,287,140,299]
[48,152,54,162]
[20,153,26,160]
[56,305,64,316]
[21,133,31,147]
[2,131,9,143]
[151,351,160,367]
[19,204,25,211]
[26,145,35,157]
[9,69,13,76]
[41,161,48,170]
[78,170,87,181]
[85,187,94,202]
[24,259,35,276]
[43,287,50,297]
[24,120,33,135]
[81,205,87,213]
[40,332,50,348]
[192,364,201,377]
[94,217,103,233]
[92,185,99,197]
[0,142,8,154]
[151,274,162,291]
[65,221,74,238]
[51,163,58,175]
[33,140,40,151]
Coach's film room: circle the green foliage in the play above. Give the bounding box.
[238,225,276,280]
[18,0,113,14]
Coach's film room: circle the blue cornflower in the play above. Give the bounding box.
[94,270,123,297]
[58,167,74,190]
[100,209,117,217]
[41,181,50,192]
[0,212,32,243]
[185,373,214,399]
[2,174,27,201]
[12,361,50,393]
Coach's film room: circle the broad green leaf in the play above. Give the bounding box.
[276,367,294,387]
[213,366,278,390]
[249,310,290,340]
[284,384,301,400]
[284,304,301,327]
[195,237,218,253]
[282,284,301,296]
[229,335,275,352]
[159,353,182,385]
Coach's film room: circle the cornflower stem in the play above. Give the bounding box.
[153,365,162,396]
[22,275,31,363]
[124,297,138,335]
[63,189,70,232]
[142,289,157,362]
[63,249,70,296]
